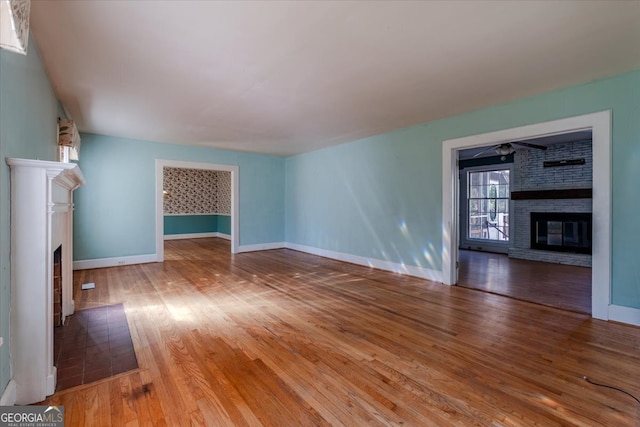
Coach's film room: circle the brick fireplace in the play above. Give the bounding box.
[508,140,592,267]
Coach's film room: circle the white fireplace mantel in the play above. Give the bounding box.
[6,157,85,404]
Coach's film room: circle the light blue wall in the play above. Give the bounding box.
[286,131,443,270]
[73,134,284,260]
[0,40,60,397]
[285,70,640,309]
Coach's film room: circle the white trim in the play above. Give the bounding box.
[237,242,286,253]
[608,305,640,327]
[156,159,240,260]
[0,379,16,406]
[164,232,231,241]
[442,111,612,321]
[5,157,86,186]
[73,254,158,270]
[285,243,443,282]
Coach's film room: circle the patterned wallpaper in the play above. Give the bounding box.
[216,171,231,214]
[163,167,231,215]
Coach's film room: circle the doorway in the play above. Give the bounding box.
[155,159,240,262]
[442,111,611,320]
[455,133,593,313]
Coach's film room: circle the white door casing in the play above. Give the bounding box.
[442,111,611,320]
[155,159,240,261]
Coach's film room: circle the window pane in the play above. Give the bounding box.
[467,169,510,242]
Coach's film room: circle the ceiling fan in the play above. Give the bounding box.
[473,140,548,158]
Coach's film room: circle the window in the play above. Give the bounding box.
[468,169,510,242]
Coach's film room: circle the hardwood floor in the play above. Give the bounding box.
[457,250,592,314]
[41,238,639,426]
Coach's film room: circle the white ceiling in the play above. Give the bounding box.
[29,1,640,156]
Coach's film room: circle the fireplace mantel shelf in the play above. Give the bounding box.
[6,157,85,188]
[511,188,592,200]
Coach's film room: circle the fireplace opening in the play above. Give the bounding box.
[53,245,63,327]
[531,212,592,254]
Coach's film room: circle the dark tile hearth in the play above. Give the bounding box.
[54,303,138,391]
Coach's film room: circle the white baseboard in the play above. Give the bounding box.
[237,242,286,253]
[46,368,56,396]
[285,242,443,283]
[0,379,16,406]
[73,254,158,270]
[164,232,231,241]
[608,304,640,327]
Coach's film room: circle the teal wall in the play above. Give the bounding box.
[73,134,284,260]
[164,214,231,235]
[217,215,231,235]
[0,41,60,398]
[285,70,640,309]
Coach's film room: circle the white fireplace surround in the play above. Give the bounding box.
[6,158,85,404]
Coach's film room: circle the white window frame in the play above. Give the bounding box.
[459,164,513,254]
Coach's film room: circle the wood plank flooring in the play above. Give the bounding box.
[457,250,592,314]
[41,238,639,426]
